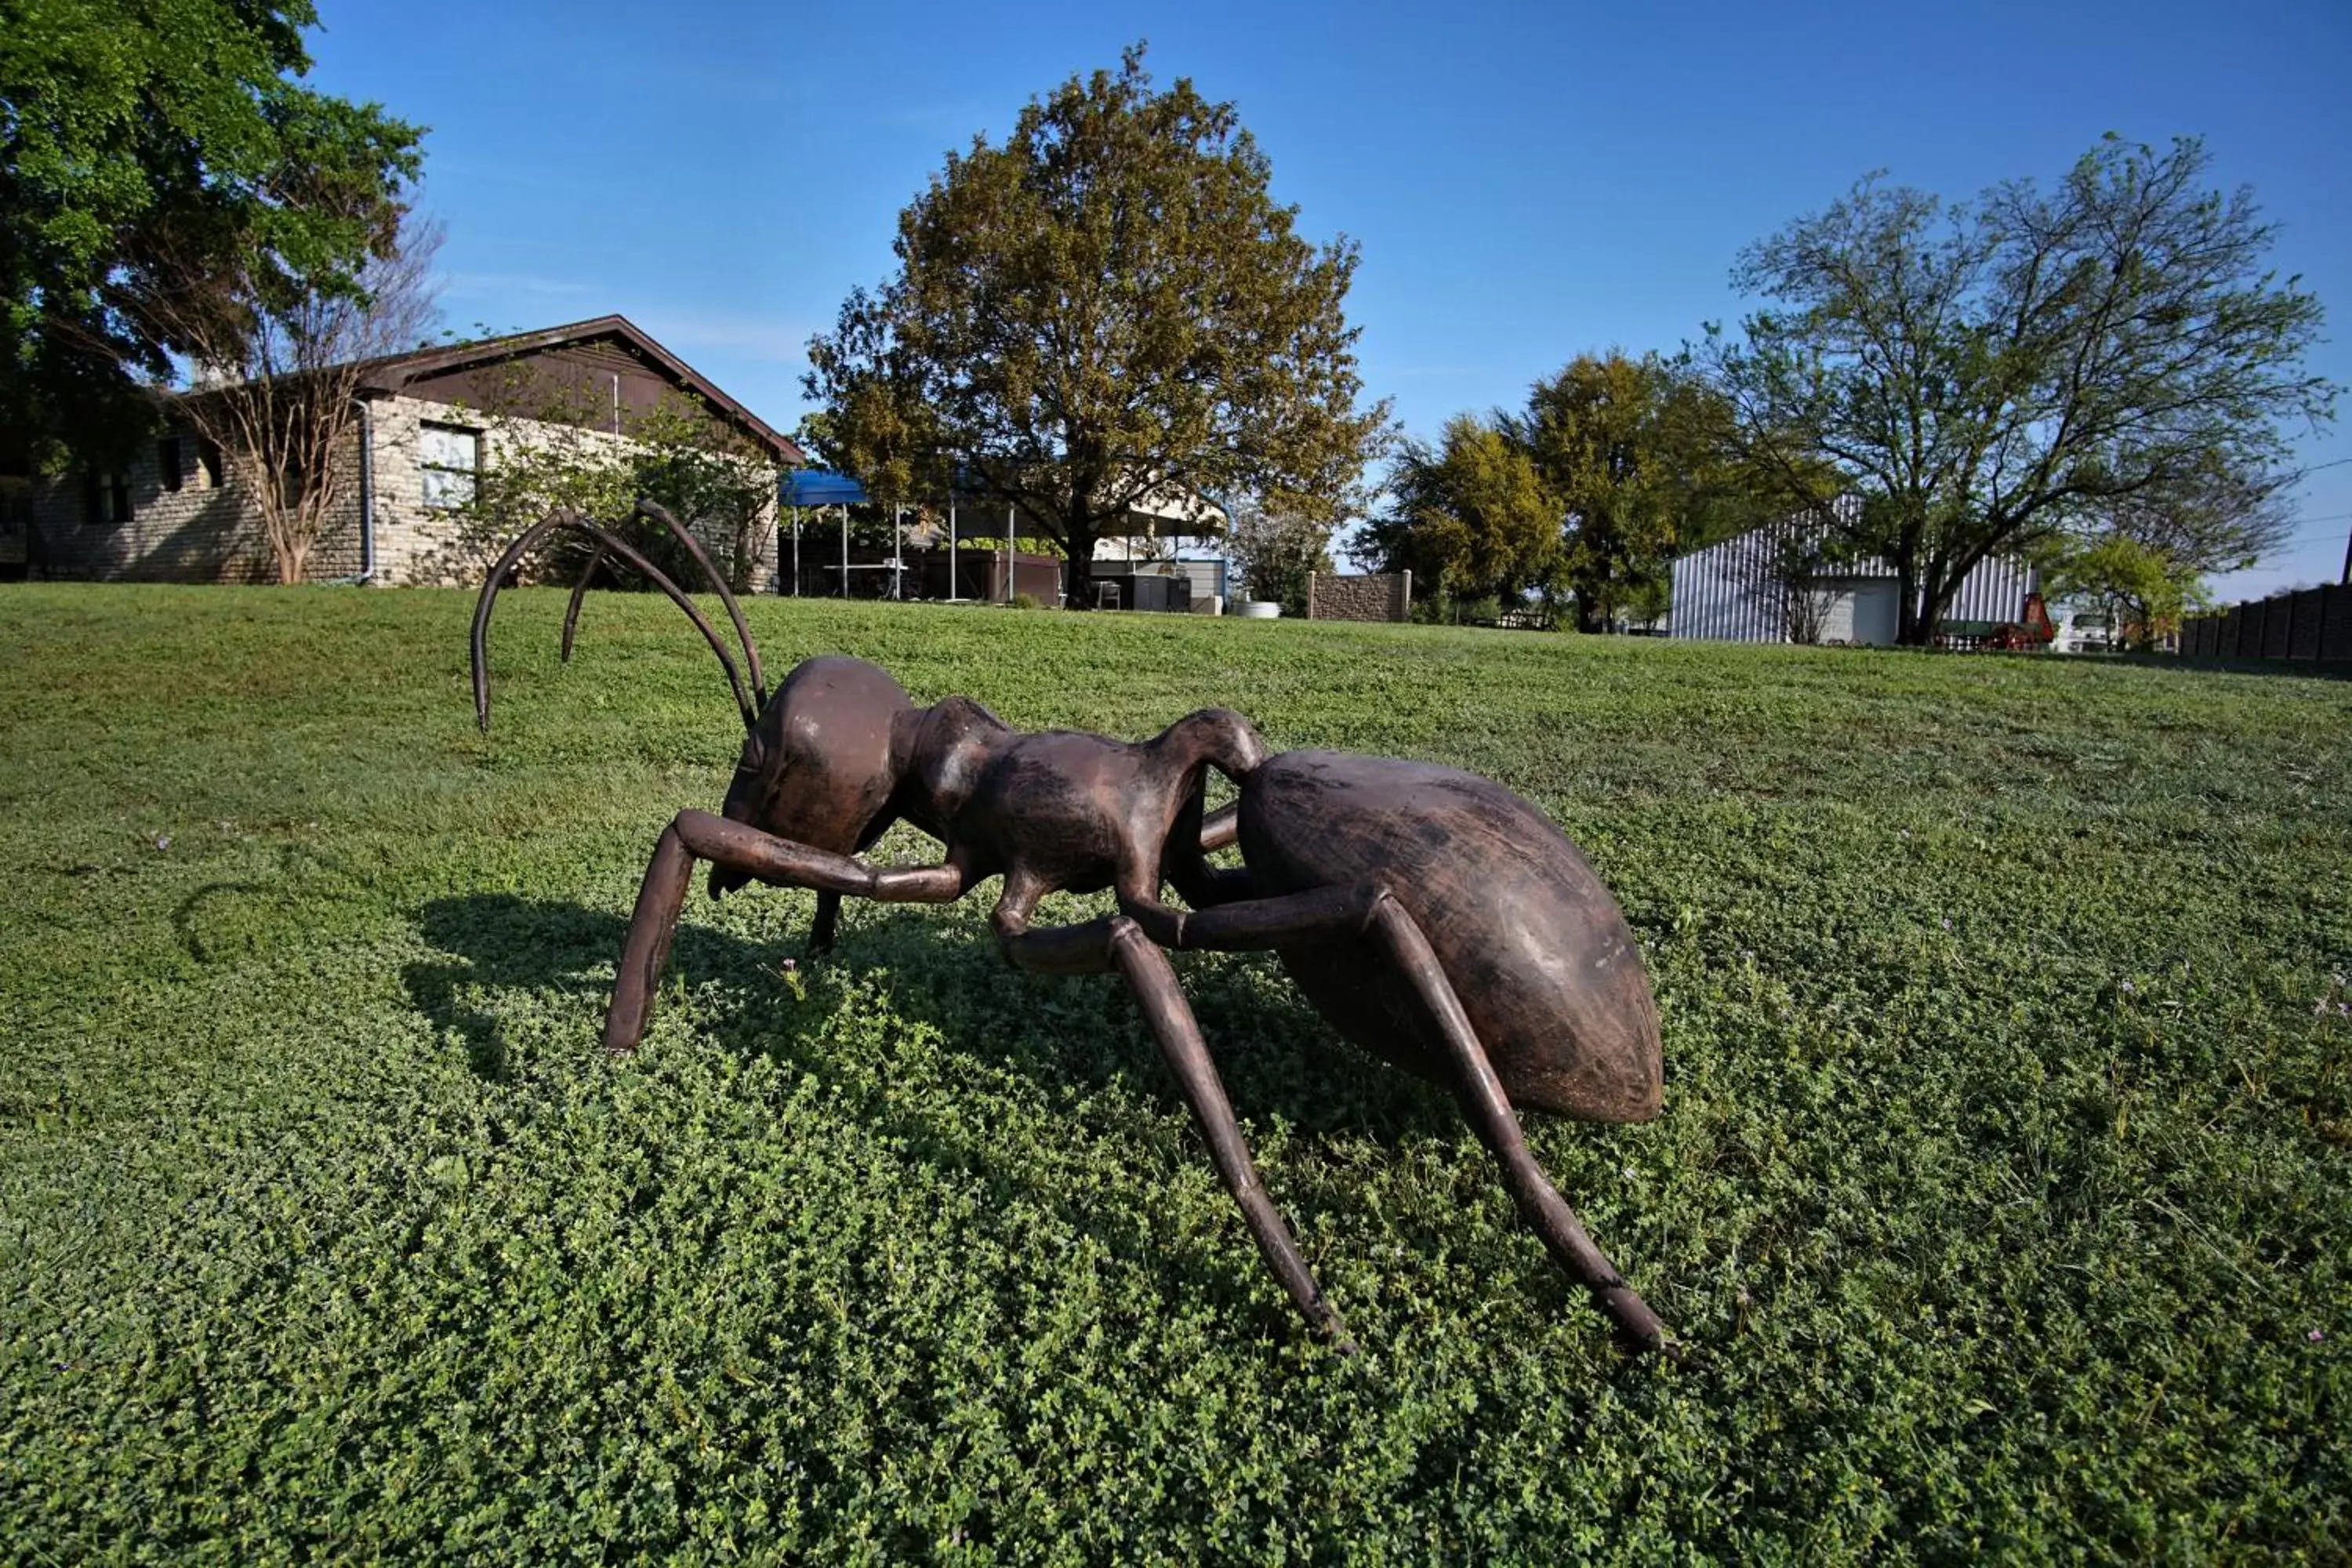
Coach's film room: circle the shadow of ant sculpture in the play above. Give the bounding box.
[473,502,1672,1354]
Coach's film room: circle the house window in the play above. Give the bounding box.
[83,470,132,524]
[197,440,224,489]
[419,423,480,510]
[158,436,183,492]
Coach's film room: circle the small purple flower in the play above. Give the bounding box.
[2311,1328,2326,1343]
[1940,917,1952,931]
[2119,978,2136,995]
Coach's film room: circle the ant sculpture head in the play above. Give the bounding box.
[711,655,914,892]
[470,506,919,896]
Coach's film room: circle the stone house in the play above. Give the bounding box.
[14,316,804,586]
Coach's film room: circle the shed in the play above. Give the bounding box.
[1668,521,2037,645]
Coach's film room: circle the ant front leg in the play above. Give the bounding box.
[604,810,966,1054]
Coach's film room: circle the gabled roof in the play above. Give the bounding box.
[358,314,803,464]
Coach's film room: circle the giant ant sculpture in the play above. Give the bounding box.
[473,503,1671,1352]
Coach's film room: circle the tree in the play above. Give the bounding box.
[2042,533,2194,651]
[1356,354,1774,629]
[1353,414,1563,617]
[804,45,1390,608]
[142,217,441,583]
[1224,495,1333,615]
[2039,458,2292,649]
[1509,350,1763,631]
[1769,525,1844,644]
[1711,136,2336,644]
[2,0,424,470]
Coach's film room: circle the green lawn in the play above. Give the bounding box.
[2,583,2347,1563]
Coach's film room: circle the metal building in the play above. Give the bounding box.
[1667,520,2038,644]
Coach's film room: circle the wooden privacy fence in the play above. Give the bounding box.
[2180,583,2351,665]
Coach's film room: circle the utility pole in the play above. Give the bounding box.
[2299,456,2352,586]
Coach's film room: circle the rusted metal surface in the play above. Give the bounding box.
[473,509,1672,1354]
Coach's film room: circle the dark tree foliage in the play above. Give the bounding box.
[1,0,423,469]
[1356,354,1767,629]
[1509,352,1766,631]
[1711,136,2335,644]
[804,45,1390,608]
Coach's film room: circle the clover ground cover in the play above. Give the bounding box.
[2,585,2346,1560]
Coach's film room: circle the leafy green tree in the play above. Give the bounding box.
[1711,136,2335,644]
[1510,350,1763,631]
[804,45,1390,608]
[1354,414,1563,617]
[2044,534,2199,651]
[1359,354,1773,629]
[2,0,424,470]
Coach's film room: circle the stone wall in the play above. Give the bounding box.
[370,394,780,590]
[30,394,782,590]
[27,427,361,583]
[1307,570,1411,622]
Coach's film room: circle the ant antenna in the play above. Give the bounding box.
[631,498,766,706]
[471,506,761,735]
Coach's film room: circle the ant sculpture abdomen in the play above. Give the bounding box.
[474,506,1671,1355]
[1235,750,1663,1125]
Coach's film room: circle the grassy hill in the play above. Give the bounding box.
[2,584,2347,1560]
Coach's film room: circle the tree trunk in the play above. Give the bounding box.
[1061,519,1098,608]
[278,533,309,585]
[1895,557,1923,644]
[1915,557,1951,647]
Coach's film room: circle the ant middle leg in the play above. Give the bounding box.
[993,899,1353,1349]
[808,891,844,953]
[1161,789,1254,912]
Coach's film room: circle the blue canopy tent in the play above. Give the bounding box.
[780,470,867,507]
[778,470,880,599]
[778,467,1021,601]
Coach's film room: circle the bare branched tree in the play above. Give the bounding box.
[140,216,442,583]
[1768,526,1842,644]
[1225,495,1332,615]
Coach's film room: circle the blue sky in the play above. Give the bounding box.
[306,0,2352,596]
